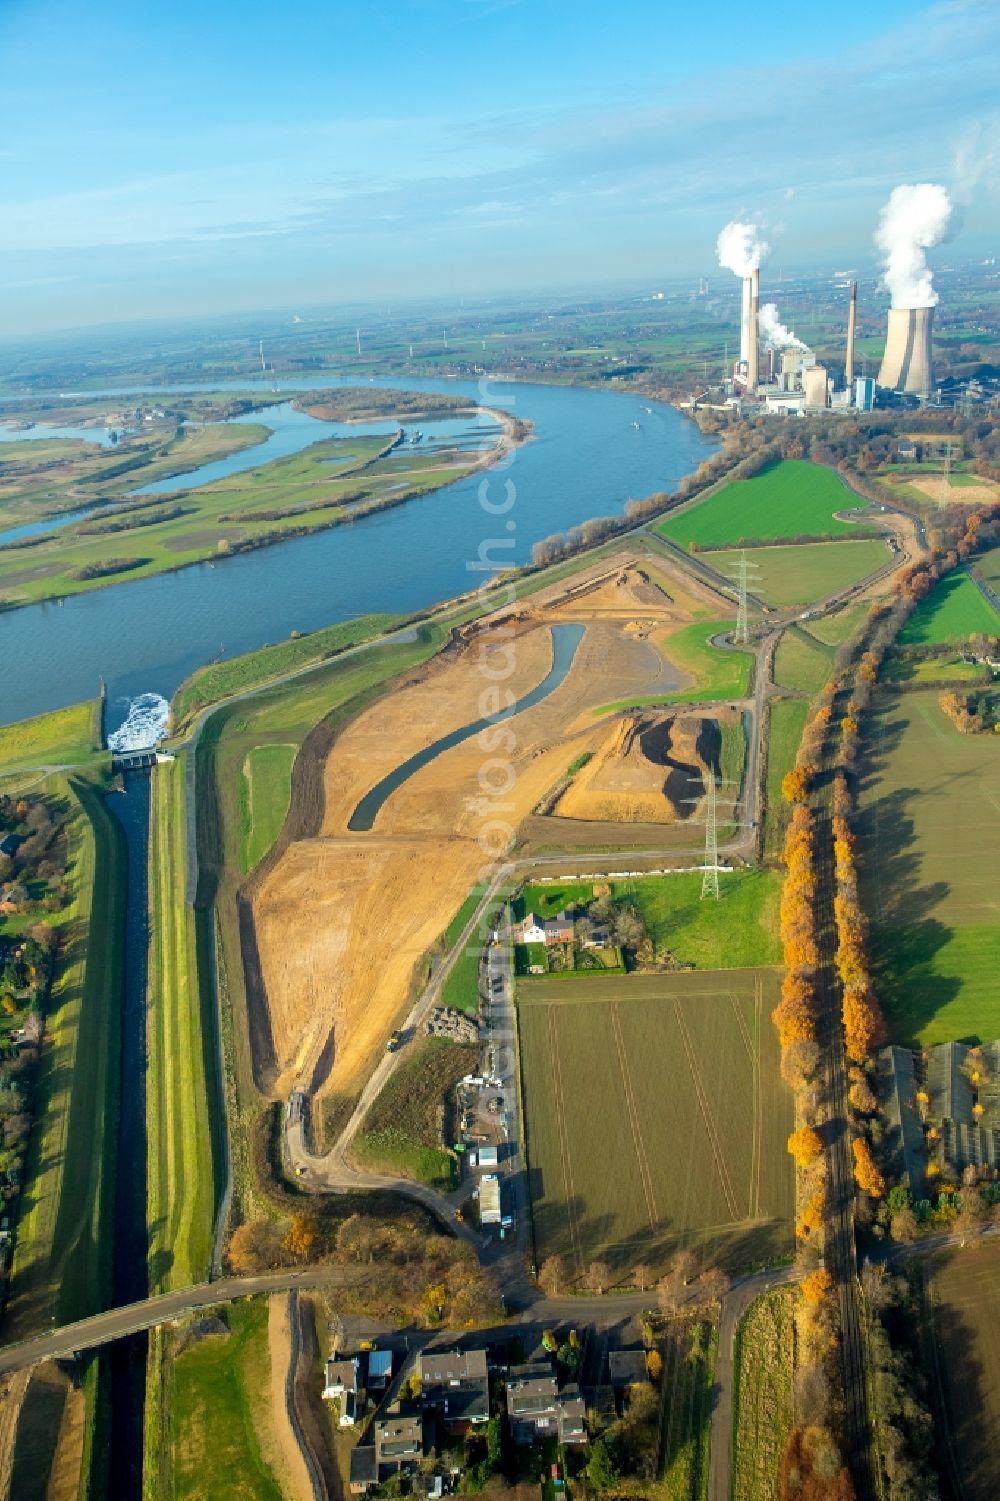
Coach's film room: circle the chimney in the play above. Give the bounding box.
[739,277,752,371]
[845,281,857,389]
[747,268,760,393]
[877,306,934,395]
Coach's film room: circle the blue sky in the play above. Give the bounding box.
[0,0,997,334]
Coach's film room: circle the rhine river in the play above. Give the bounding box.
[0,376,714,732]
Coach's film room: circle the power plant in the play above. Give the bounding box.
[877,305,934,396]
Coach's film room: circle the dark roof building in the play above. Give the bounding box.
[608,1350,649,1389]
[375,1414,425,1470]
[506,1362,587,1446]
[419,1347,490,1428]
[349,1447,377,1494]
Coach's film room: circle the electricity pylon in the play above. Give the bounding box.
[942,441,953,493]
[701,772,720,900]
[735,551,749,645]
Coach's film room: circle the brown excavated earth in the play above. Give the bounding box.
[249,550,724,1101]
[554,711,712,824]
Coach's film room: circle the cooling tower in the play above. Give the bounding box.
[877,306,934,395]
[739,276,752,369]
[747,268,760,394]
[845,281,857,389]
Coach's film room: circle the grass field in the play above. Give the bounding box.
[147,757,218,1291]
[882,653,988,685]
[171,612,401,729]
[516,969,791,1274]
[593,621,751,716]
[802,604,866,647]
[899,571,1000,645]
[352,1037,477,1189]
[439,888,504,1015]
[773,628,833,696]
[763,700,809,861]
[239,742,296,872]
[975,544,1000,588]
[925,1243,1000,1501]
[858,689,1000,1045]
[657,461,864,550]
[731,1289,795,1501]
[660,1317,718,1501]
[710,539,888,608]
[6,775,124,1338]
[0,700,101,777]
[166,1300,285,1501]
[515,870,781,969]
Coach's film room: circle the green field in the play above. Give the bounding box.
[925,1243,1000,1501]
[763,700,809,860]
[711,539,888,608]
[239,742,296,872]
[0,699,102,778]
[6,776,124,1337]
[801,604,866,647]
[439,888,504,1015]
[882,653,988,685]
[147,758,218,1290]
[166,1300,285,1501]
[517,969,792,1274]
[731,1289,795,1501]
[773,627,833,695]
[658,460,864,550]
[594,621,752,715]
[975,545,1000,589]
[515,870,781,969]
[858,689,1000,1044]
[352,1037,477,1189]
[899,572,1000,645]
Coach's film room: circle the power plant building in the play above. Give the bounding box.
[877,306,934,396]
[803,366,830,410]
[855,377,875,412]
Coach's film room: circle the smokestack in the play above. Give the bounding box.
[877,306,934,395]
[739,277,752,370]
[748,268,760,393]
[845,281,857,389]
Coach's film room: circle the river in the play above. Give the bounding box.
[0,377,713,733]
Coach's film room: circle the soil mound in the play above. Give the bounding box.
[555,711,715,823]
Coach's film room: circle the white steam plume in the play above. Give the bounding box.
[759,303,809,352]
[716,220,769,278]
[874,183,953,308]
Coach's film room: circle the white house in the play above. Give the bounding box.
[519,913,547,944]
[323,1357,360,1425]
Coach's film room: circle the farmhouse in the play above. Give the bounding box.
[418,1347,490,1430]
[517,909,577,946]
[506,1363,587,1446]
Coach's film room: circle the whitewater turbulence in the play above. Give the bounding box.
[106,692,170,752]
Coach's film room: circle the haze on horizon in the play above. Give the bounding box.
[0,0,998,337]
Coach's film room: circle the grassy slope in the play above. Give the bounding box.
[763,700,809,861]
[710,539,887,608]
[6,775,123,1337]
[774,628,833,695]
[167,1301,285,1501]
[803,604,866,646]
[239,743,297,873]
[0,700,101,778]
[899,571,1000,644]
[172,613,401,728]
[661,1319,718,1501]
[658,460,862,549]
[516,869,781,969]
[731,1289,795,1501]
[594,621,751,715]
[147,757,217,1291]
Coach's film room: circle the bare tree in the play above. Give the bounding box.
[584,1259,613,1295]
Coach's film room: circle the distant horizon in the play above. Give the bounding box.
[1,0,997,338]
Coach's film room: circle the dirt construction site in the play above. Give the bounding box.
[247,551,737,1104]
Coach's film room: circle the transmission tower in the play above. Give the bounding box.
[701,772,720,901]
[943,441,953,493]
[735,550,749,644]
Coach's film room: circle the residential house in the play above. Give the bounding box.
[322,1357,359,1426]
[375,1414,425,1472]
[418,1347,490,1432]
[506,1363,587,1446]
[519,914,547,945]
[518,909,576,947]
[582,925,612,949]
[349,1447,377,1494]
